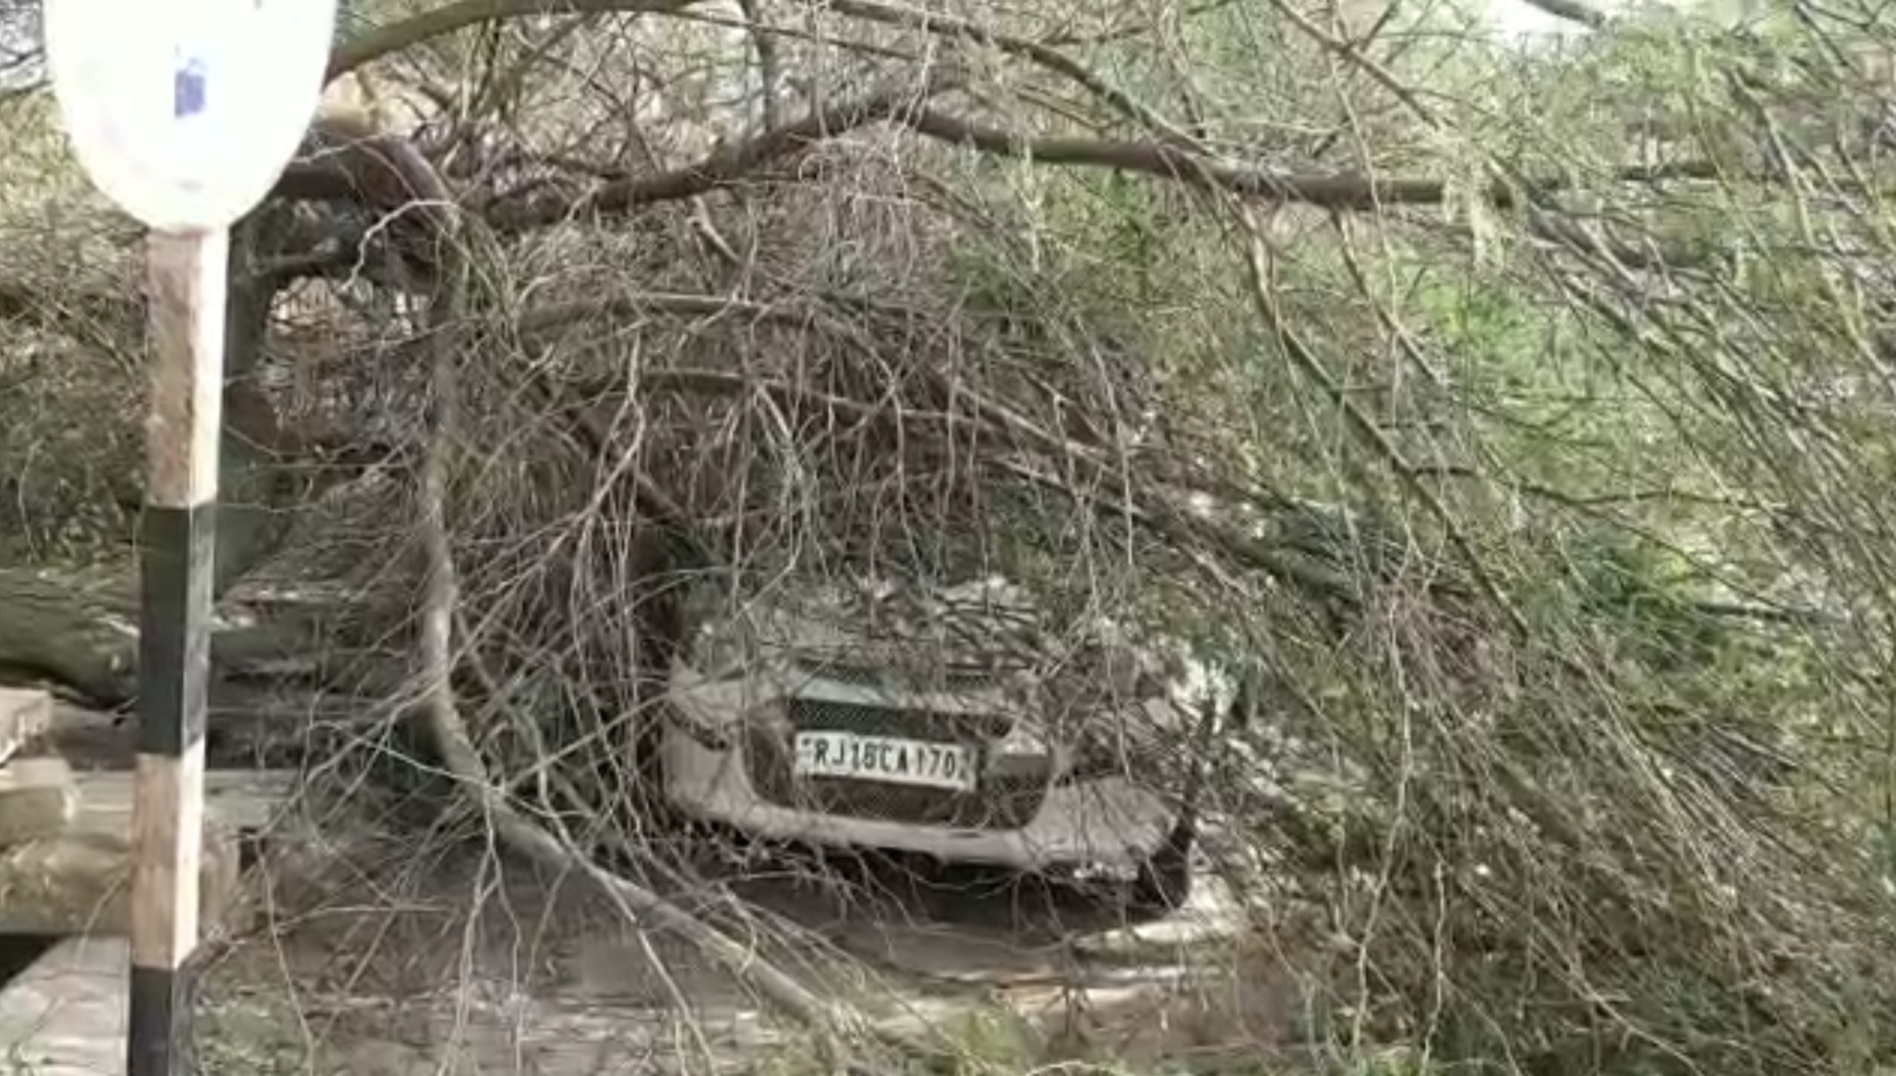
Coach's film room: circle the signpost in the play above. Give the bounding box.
[41,3,338,1074]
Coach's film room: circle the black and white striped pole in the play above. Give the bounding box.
[125,227,222,1076]
[40,5,337,1074]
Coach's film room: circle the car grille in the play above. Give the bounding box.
[795,662,1010,697]
[743,700,1050,829]
[803,664,885,688]
[787,697,1015,741]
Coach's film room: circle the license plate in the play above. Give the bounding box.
[792,732,976,792]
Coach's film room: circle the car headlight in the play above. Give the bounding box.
[1064,733,1122,780]
[665,702,734,751]
[1063,719,1159,782]
[667,671,778,751]
[691,624,751,680]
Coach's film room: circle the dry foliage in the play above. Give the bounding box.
[6,0,1896,1073]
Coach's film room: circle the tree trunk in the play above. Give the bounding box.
[0,556,340,706]
[0,569,140,702]
[0,217,315,705]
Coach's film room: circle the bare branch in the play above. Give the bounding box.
[515,292,794,334]
[459,92,1754,233]
[1511,0,1609,30]
[820,0,1196,144]
[327,0,697,78]
[484,77,951,228]
[903,109,1462,207]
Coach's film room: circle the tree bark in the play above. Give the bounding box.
[0,570,140,702]
[0,562,346,706]
[0,220,313,706]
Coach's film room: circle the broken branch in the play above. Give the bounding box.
[328,0,696,78]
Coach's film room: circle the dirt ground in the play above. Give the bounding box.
[195,792,1299,1076]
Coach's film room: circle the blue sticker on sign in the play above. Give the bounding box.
[173,58,206,118]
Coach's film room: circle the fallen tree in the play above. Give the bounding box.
[0,201,400,735]
[4,2,1896,1072]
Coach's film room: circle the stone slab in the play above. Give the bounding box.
[0,756,76,848]
[0,770,297,938]
[69,768,296,832]
[0,689,52,767]
[0,935,128,1076]
[0,820,243,938]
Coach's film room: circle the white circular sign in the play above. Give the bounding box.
[44,0,340,233]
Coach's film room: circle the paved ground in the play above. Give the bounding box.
[0,936,127,1076]
[0,705,1289,1075]
[0,834,1281,1076]
[185,824,1281,1076]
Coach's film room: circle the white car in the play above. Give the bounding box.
[661,578,1206,907]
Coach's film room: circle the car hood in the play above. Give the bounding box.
[696,579,1041,672]
[692,580,1221,746]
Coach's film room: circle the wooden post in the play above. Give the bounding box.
[128,228,224,1076]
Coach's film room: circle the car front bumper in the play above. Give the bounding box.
[662,728,1180,871]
